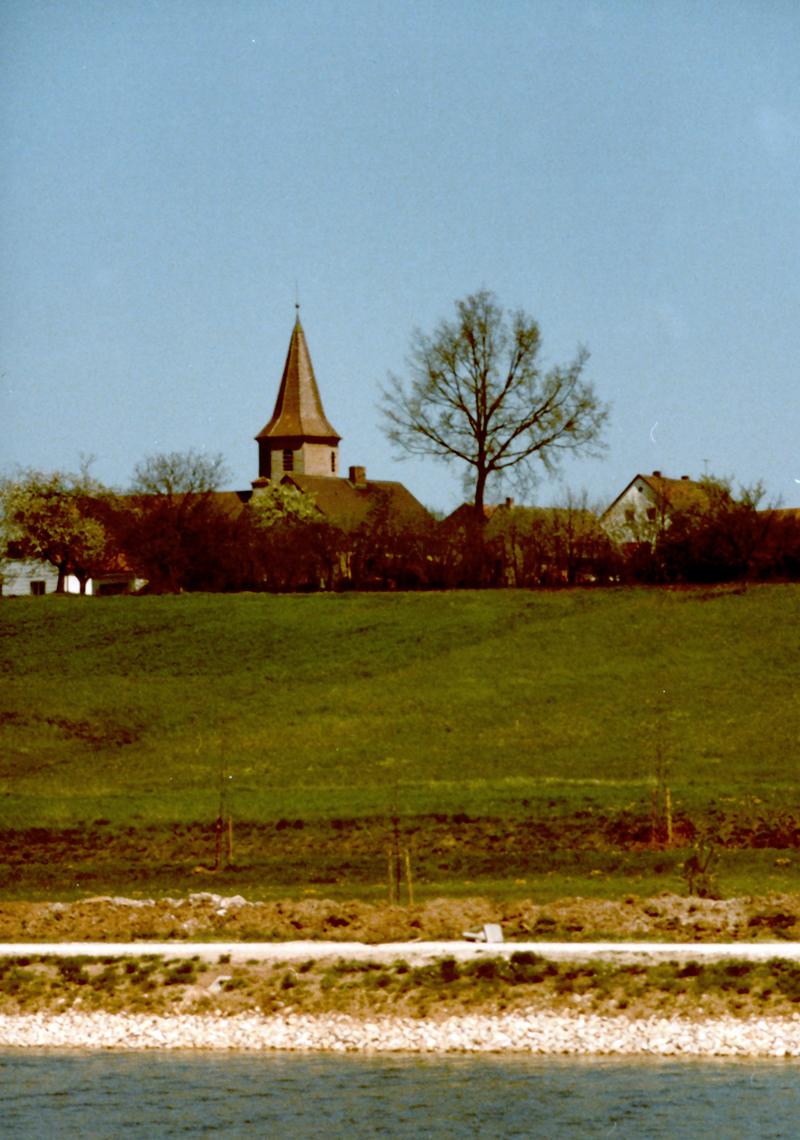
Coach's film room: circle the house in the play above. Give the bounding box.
[0,555,142,597]
[599,471,717,546]
[1,558,63,597]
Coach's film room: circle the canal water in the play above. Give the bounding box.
[1,1051,799,1138]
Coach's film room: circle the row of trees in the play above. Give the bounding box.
[3,455,799,594]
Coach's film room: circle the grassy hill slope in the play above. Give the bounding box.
[2,585,798,828]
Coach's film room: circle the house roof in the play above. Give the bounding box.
[256,317,340,442]
[600,473,716,520]
[440,502,501,529]
[284,474,430,530]
[639,473,718,512]
[441,501,599,531]
[116,482,429,532]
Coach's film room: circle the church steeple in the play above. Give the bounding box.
[254,315,341,483]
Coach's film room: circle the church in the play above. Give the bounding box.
[246,313,428,530]
[1,314,428,596]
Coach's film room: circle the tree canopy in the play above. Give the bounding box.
[247,481,319,529]
[0,465,111,593]
[381,290,609,513]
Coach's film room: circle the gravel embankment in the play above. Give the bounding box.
[4,1009,800,1056]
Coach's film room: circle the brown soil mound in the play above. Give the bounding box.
[2,890,800,944]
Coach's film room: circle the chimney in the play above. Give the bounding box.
[349,466,366,487]
[505,497,514,508]
[652,470,661,478]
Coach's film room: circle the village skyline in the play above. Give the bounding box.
[2,2,799,514]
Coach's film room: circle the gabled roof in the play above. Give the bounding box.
[600,473,716,520]
[256,317,340,442]
[284,474,430,530]
[639,473,718,512]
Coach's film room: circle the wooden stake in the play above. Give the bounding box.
[405,848,413,906]
[227,814,233,864]
[665,787,673,846]
[387,847,395,905]
[214,815,222,871]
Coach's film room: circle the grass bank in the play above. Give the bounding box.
[2,585,799,901]
[3,585,799,814]
[6,951,800,1023]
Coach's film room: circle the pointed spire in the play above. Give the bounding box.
[257,317,340,441]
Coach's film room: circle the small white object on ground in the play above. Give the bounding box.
[208,976,232,994]
[462,924,504,943]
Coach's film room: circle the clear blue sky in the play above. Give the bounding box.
[2,1,798,514]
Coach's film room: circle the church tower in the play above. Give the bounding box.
[253,314,341,486]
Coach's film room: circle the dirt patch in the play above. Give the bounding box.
[2,890,800,945]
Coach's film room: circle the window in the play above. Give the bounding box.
[646,507,657,521]
[624,508,635,524]
[30,581,46,596]
[331,450,336,473]
[282,449,294,472]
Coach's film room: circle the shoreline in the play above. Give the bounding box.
[3,1008,800,1056]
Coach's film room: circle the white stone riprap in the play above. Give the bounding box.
[3,1011,800,1056]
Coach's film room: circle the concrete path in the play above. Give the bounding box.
[2,941,800,966]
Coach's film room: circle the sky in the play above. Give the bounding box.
[2,0,799,515]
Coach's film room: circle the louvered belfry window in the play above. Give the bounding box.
[283,449,294,471]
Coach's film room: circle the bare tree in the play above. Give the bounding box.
[381,290,609,514]
[130,450,228,496]
[114,450,234,593]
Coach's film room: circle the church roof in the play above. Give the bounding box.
[284,474,430,529]
[256,317,340,442]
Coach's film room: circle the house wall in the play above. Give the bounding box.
[1,560,142,597]
[0,560,90,596]
[601,481,664,545]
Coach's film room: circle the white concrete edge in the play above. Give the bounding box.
[1,941,800,966]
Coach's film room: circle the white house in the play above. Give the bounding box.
[1,559,86,596]
[600,471,714,546]
[1,558,142,597]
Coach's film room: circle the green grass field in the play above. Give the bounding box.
[2,583,799,825]
[2,584,800,901]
